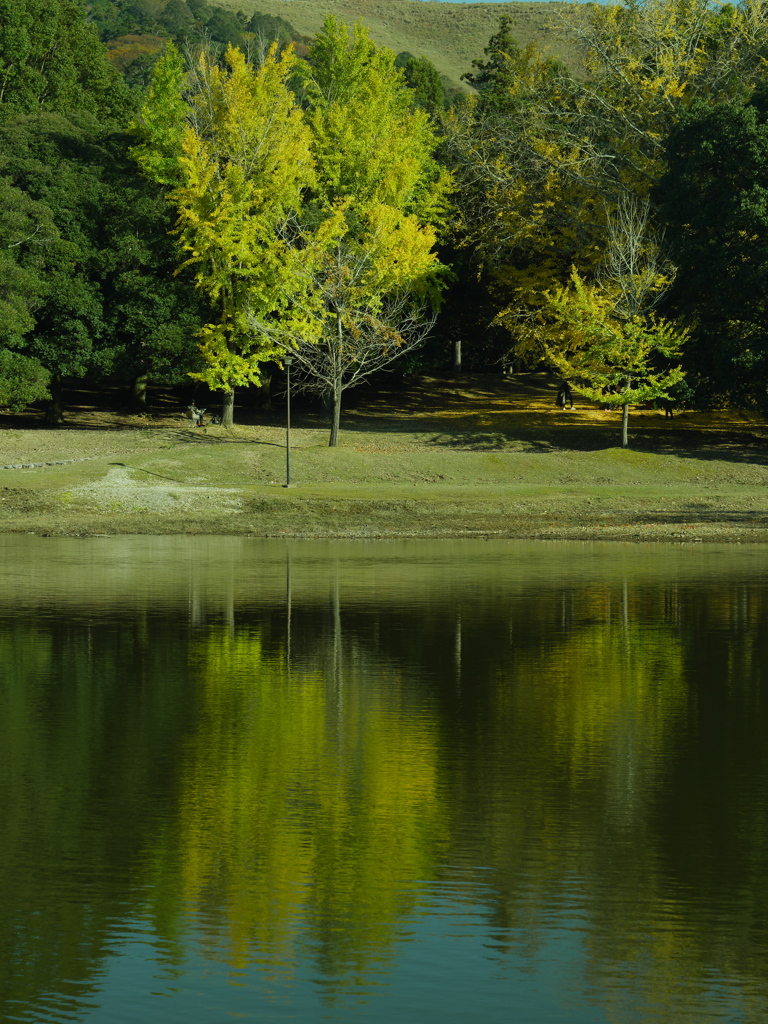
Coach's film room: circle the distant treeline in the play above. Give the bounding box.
[91,0,304,82]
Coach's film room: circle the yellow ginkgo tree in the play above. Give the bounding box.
[132,42,314,426]
[545,196,687,449]
[263,17,452,446]
[546,272,686,448]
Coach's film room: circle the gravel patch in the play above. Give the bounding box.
[67,465,243,514]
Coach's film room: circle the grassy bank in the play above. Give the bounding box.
[2,374,768,541]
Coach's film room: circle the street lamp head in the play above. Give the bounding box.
[283,355,294,367]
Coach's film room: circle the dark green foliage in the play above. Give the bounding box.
[396,53,447,116]
[0,0,131,120]
[158,0,195,35]
[185,0,209,20]
[5,114,126,381]
[0,111,204,412]
[204,7,245,48]
[0,113,106,382]
[246,10,298,48]
[120,50,163,90]
[0,0,210,415]
[658,96,768,407]
[0,175,56,343]
[461,15,521,113]
[0,349,50,410]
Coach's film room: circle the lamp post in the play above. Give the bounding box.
[284,355,293,487]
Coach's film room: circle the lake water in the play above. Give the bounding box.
[1,537,768,1024]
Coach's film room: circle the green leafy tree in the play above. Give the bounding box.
[204,7,245,49]
[0,175,55,345]
[545,267,686,448]
[93,132,207,408]
[0,350,50,411]
[159,0,196,37]
[129,39,187,186]
[396,52,447,116]
[0,0,131,120]
[0,113,109,421]
[245,10,298,48]
[1,109,203,421]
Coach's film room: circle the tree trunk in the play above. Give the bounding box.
[256,371,272,411]
[131,372,149,411]
[221,388,235,428]
[328,312,343,447]
[328,388,342,447]
[452,337,462,373]
[44,374,65,426]
[621,402,629,449]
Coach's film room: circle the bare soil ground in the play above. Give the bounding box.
[3,373,768,542]
[224,1,583,91]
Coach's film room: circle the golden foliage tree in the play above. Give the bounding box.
[132,42,314,425]
[274,17,451,446]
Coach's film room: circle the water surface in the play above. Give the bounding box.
[2,537,767,1023]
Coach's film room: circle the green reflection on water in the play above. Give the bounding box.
[1,538,768,1023]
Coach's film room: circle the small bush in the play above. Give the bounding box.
[0,350,51,413]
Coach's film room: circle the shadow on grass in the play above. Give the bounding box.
[168,429,285,447]
[4,371,768,469]
[599,510,768,525]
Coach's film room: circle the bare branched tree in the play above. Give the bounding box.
[545,193,685,448]
[598,194,675,321]
[247,237,436,446]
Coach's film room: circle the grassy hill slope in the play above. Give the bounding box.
[218,1,582,90]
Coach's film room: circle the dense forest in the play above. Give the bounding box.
[1,0,767,434]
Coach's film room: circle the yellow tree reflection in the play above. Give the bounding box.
[152,621,448,985]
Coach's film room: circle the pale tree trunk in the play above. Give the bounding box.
[44,374,65,426]
[329,387,342,447]
[452,337,462,373]
[131,372,149,411]
[328,312,343,447]
[221,388,234,428]
[621,403,629,449]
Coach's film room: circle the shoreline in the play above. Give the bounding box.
[4,500,768,543]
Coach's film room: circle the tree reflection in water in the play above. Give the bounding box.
[1,538,767,1023]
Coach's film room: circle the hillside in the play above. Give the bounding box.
[217,1,583,90]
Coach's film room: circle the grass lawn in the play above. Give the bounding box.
[2,372,768,541]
